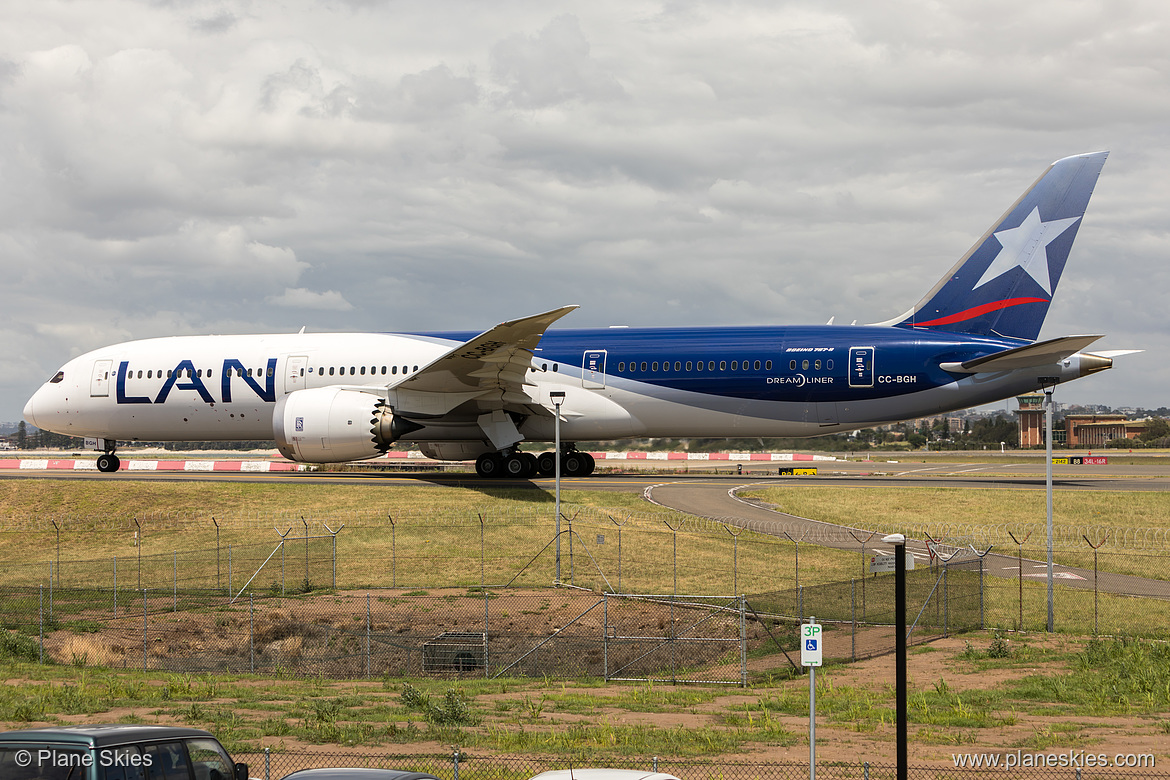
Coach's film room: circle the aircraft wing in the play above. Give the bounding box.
[940,334,1105,373]
[388,305,579,414]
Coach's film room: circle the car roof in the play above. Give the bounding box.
[526,767,683,780]
[0,725,217,749]
[281,771,442,780]
[527,771,682,780]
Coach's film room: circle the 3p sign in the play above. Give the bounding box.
[801,622,823,667]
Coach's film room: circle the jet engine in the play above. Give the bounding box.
[273,387,421,463]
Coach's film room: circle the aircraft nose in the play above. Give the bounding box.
[23,392,38,429]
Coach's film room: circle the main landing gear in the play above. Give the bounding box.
[96,443,121,474]
[474,447,595,479]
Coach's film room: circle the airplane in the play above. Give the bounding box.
[23,151,1131,477]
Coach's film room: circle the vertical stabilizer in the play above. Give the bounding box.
[885,152,1107,342]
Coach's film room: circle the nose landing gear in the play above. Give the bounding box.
[95,441,120,473]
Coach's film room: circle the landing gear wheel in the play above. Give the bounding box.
[502,453,528,478]
[475,452,503,478]
[536,452,557,476]
[582,452,596,476]
[522,452,538,478]
[96,453,120,473]
[561,452,587,477]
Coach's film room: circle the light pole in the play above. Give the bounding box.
[551,390,565,582]
[1042,379,1058,632]
[883,532,907,780]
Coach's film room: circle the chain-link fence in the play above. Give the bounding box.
[232,750,1167,780]
[0,555,983,681]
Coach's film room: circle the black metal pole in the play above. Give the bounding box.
[892,534,907,780]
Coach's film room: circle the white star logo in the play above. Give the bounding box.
[973,207,1081,296]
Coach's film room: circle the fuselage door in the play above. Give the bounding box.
[582,350,607,389]
[285,355,308,394]
[90,359,113,397]
[848,346,875,388]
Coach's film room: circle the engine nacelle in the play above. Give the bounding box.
[273,387,416,463]
[417,441,495,462]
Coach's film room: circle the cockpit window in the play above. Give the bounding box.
[49,371,64,384]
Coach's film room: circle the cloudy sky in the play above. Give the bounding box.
[2,0,1168,422]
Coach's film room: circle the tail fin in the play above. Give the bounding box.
[881,152,1108,342]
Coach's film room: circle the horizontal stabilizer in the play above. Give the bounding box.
[940,334,1104,374]
[1090,349,1143,359]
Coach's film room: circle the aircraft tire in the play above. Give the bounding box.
[522,452,538,478]
[582,452,596,475]
[561,452,586,477]
[475,453,503,478]
[536,452,557,476]
[502,453,528,478]
[96,454,120,473]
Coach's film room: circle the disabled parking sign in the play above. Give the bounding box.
[801,622,823,667]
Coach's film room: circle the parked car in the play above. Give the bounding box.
[528,771,682,780]
[280,771,441,780]
[0,724,249,780]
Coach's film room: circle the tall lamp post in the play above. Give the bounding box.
[883,533,908,780]
[1042,379,1059,632]
[550,390,565,582]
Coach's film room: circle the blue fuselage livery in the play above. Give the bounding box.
[23,153,1131,476]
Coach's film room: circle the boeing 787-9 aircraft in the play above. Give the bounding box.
[24,152,1131,477]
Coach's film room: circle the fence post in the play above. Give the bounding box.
[452,749,460,780]
[851,579,856,662]
[389,514,396,588]
[114,556,118,618]
[979,557,984,631]
[366,593,371,678]
[49,563,53,622]
[250,593,255,673]
[1008,531,1030,631]
[798,585,803,623]
[324,523,344,591]
[228,545,233,598]
[142,588,148,671]
[943,566,949,638]
[739,594,747,687]
[264,747,270,780]
[173,551,178,612]
[603,593,609,681]
[39,585,44,664]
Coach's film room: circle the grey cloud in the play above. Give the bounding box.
[491,15,626,108]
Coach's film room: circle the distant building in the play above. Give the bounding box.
[1016,393,1146,448]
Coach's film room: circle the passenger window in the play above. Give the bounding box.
[765,360,772,370]
[413,365,419,372]
[827,359,834,370]
[618,362,625,372]
[143,742,191,780]
[652,362,659,371]
[708,361,714,371]
[381,366,387,375]
[802,360,809,370]
[392,366,398,375]
[640,362,647,371]
[696,361,703,372]
[720,361,726,371]
[753,360,761,370]
[674,361,681,371]
[186,738,235,780]
[686,361,692,371]
[550,365,557,373]
[731,361,738,370]
[101,746,146,780]
[815,360,822,370]
[329,367,335,376]
[360,366,366,375]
